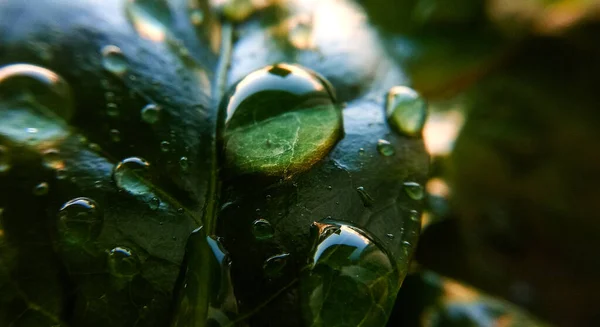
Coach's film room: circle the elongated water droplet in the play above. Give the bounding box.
[57,197,103,243]
[301,220,399,326]
[356,186,374,207]
[113,157,151,195]
[376,139,395,156]
[107,246,139,278]
[0,145,9,173]
[171,227,238,326]
[263,253,290,277]
[386,86,427,137]
[141,104,161,124]
[0,64,74,126]
[403,182,424,200]
[252,218,274,240]
[33,182,49,196]
[101,45,128,76]
[221,63,342,176]
[125,0,173,42]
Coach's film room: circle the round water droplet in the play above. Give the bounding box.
[107,246,140,278]
[148,197,160,210]
[221,63,341,176]
[179,156,189,171]
[0,63,74,121]
[376,139,395,157]
[263,253,290,277]
[33,182,49,196]
[106,103,119,117]
[252,218,274,240]
[113,157,151,195]
[101,45,128,76]
[356,186,374,207]
[141,104,161,124]
[301,220,399,326]
[125,0,173,42]
[110,129,121,142]
[160,140,170,152]
[386,86,427,137]
[189,8,204,25]
[57,197,103,243]
[403,182,424,200]
[0,145,10,173]
[409,209,420,222]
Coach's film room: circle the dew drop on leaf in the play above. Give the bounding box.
[101,45,128,77]
[107,246,140,278]
[109,129,121,142]
[356,186,374,207]
[376,139,395,157]
[125,0,173,42]
[148,197,160,210]
[403,181,424,200]
[57,197,103,243]
[263,253,290,277]
[300,220,399,326]
[252,218,274,240]
[409,209,420,222]
[179,156,189,171]
[160,140,170,152]
[33,182,49,196]
[141,103,161,124]
[106,103,119,117]
[42,148,63,170]
[385,86,427,137]
[113,157,151,196]
[220,63,342,177]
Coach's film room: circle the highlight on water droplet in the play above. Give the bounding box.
[107,246,140,278]
[220,63,342,177]
[141,103,161,124]
[376,139,395,157]
[125,0,173,42]
[113,157,151,196]
[403,181,424,200]
[385,86,427,137]
[33,182,49,196]
[263,253,290,277]
[356,186,374,207]
[101,45,128,77]
[57,197,103,244]
[0,63,74,121]
[252,218,274,240]
[300,220,400,326]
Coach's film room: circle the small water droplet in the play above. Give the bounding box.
[252,218,274,240]
[160,140,170,152]
[0,146,9,173]
[42,148,63,170]
[403,182,424,200]
[57,197,103,243]
[386,86,427,137]
[148,197,160,210]
[221,63,341,176]
[327,185,332,190]
[141,104,161,124]
[101,45,128,76]
[263,253,290,277]
[358,148,365,155]
[386,233,394,239]
[356,186,374,207]
[179,156,189,171]
[33,182,49,196]
[189,8,204,25]
[125,0,173,42]
[402,241,411,247]
[106,103,119,117]
[110,129,121,142]
[113,157,151,195]
[107,246,139,278]
[56,168,67,180]
[88,143,101,152]
[177,207,184,214]
[376,139,395,157]
[409,209,420,222]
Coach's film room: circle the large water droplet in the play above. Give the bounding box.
[263,253,290,277]
[171,227,238,326]
[403,182,424,200]
[356,186,374,207]
[33,182,49,196]
[107,246,140,278]
[101,45,128,76]
[113,157,151,196]
[386,86,427,137]
[57,197,103,243]
[301,220,399,326]
[125,0,173,42]
[0,63,74,122]
[141,103,161,124]
[220,63,342,177]
[376,139,395,157]
[252,218,274,240]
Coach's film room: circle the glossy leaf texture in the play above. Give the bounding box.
[0,0,218,326]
